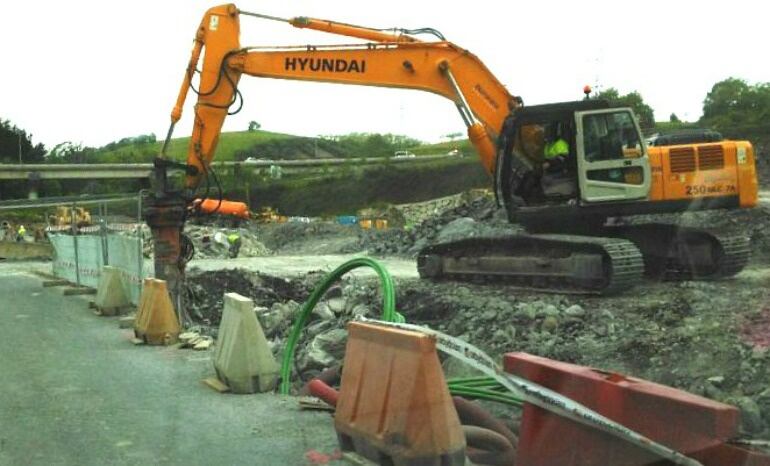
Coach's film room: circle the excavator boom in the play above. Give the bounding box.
[166,4,510,190]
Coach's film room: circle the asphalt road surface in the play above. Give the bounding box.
[0,264,340,466]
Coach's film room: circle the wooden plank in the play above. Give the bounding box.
[63,287,97,296]
[42,279,70,287]
[202,377,231,393]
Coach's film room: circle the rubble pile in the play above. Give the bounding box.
[255,222,361,255]
[359,194,514,257]
[185,225,271,259]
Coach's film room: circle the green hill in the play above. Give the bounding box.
[95,130,294,163]
[91,129,442,163]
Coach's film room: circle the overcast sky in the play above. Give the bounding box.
[2,1,768,151]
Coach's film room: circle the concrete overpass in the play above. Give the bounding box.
[0,154,456,198]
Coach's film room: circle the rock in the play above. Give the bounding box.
[541,316,559,332]
[735,397,764,434]
[301,328,348,371]
[349,303,370,318]
[515,303,537,320]
[260,301,300,336]
[541,304,560,317]
[436,217,477,243]
[706,375,725,385]
[481,309,498,321]
[326,297,347,314]
[564,304,586,318]
[313,302,336,321]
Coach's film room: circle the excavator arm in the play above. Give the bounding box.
[165,4,514,191]
[150,3,517,320]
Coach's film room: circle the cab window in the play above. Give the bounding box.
[583,111,642,162]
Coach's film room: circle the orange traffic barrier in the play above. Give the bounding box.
[335,322,465,466]
[133,278,180,345]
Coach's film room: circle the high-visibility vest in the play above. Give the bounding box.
[544,139,569,159]
[227,233,240,244]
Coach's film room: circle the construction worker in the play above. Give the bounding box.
[227,232,242,258]
[17,225,26,242]
[543,124,570,172]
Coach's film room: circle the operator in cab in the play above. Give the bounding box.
[543,124,569,172]
[540,123,577,199]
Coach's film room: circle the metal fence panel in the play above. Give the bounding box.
[49,234,104,288]
[106,233,152,304]
[50,234,78,284]
[49,226,152,305]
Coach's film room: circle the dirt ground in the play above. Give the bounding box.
[185,191,770,441]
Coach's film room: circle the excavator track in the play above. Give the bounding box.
[417,234,644,295]
[603,223,750,281]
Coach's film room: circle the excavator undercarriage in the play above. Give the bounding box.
[417,221,750,295]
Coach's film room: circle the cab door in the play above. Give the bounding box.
[575,108,651,203]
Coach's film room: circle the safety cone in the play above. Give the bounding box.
[133,278,180,345]
[213,293,279,394]
[94,266,132,316]
[335,321,465,466]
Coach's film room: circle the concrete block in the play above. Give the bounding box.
[94,266,131,316]
[213,293,279,394]
[118,315,135,329]
[335,322,465,466]
[133,278,180,345]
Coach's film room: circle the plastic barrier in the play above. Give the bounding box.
[334,322,465,466]
[504,352,740,466]
[133,278,180,345]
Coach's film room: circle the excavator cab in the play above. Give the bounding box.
[502,100,651,215]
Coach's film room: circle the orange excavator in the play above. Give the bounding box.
[146,4,758,312]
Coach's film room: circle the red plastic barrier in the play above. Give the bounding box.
[504,352,741,466]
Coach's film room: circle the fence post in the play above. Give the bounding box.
[100,202,109,267]
[71,202,80,287]
[137,191,145,293]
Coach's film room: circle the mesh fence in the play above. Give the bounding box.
[48,224,153,304]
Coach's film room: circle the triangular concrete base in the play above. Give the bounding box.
[214,293,279,394]
[94,266,132,316]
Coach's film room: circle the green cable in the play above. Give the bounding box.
[279,257,403,394]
